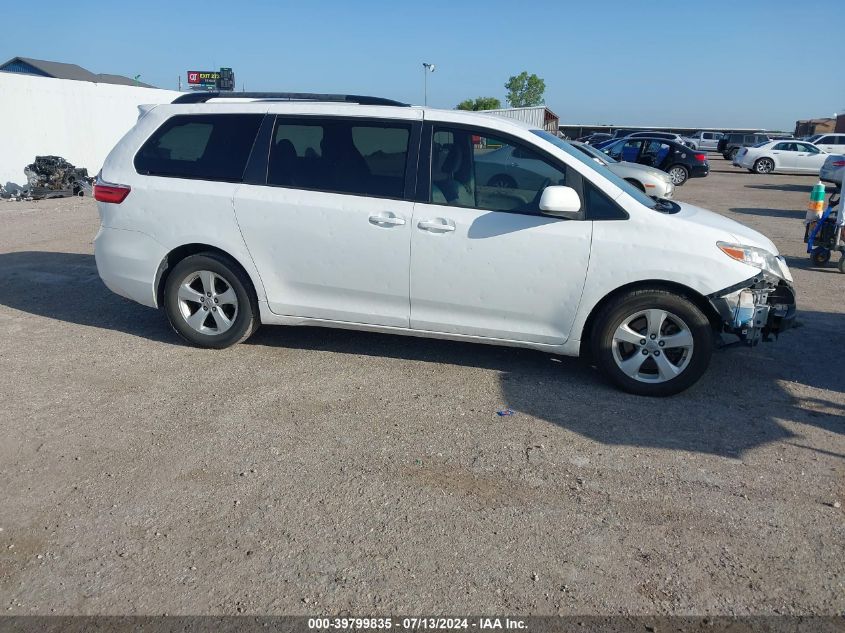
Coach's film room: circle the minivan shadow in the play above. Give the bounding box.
[0,251,177,344]
[249,320,841,458]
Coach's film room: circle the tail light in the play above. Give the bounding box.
[832,160,845,167]
[93,177,131,204]
[694,153,707,162]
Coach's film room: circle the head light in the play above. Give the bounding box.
[717,242,782,277]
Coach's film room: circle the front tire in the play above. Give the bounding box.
[728,148,739,161]
[591,289,714,396]
[164,253,259,348]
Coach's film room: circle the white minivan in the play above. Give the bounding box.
[93,92,796,396]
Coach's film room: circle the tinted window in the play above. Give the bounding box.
[798,143,820,153]
[641,141,672,166]
[585,182,627,220]
[773,142,792,151]
[267,118,410,198]
[818,136,834,144]
[533,131,657,210]
[431,127,568,214]
[135,114,263,181]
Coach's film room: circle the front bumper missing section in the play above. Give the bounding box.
[707,274,796,345]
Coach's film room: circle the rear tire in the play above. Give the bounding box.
[754,158,774,174]
[667,165,688,186]
[164,253,259,348]
[591,289,714,396]
[728,148,739,161]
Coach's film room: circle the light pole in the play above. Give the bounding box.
[422,62,435,106]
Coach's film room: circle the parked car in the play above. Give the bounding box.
[735,140,828,174]
[570,141,674,198]
[623,131,693,147]
[811,133,845,154]
[610,129,636,139]
[717,133,770,160]
[93,91,795,396]
[819,154,845,185]
[577,132,612,145]
[600,137,709,185]
[682,131,724,151]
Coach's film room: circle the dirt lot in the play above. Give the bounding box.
[0,157,843,616]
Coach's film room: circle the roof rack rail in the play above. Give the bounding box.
[171,91,409,107]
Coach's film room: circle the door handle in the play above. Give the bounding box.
[368,213,406,227]
[418,218,456,233]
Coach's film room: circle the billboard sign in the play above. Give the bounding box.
[187,71,220,87]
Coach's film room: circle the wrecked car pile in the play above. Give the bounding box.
[2,156,93,200]
[25,155,92,199]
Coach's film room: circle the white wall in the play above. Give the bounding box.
[0,72,180,187]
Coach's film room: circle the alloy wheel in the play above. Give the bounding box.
[176,270,239,335]
[611,309,694,383]
[668,167,687,185]
[755,158,774,174]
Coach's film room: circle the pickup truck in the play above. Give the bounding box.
[682,131,724,151]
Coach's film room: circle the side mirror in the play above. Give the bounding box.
[539,186,581,219]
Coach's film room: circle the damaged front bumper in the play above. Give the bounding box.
[708,273,796,345]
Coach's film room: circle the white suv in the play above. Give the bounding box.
[93,92,796,396]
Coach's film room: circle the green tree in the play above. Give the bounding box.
[504,72,545,107]
[456,96,502,111]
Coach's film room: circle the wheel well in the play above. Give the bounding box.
[578,280,722,359]
[624,178,645,192]
[154,244,257,309]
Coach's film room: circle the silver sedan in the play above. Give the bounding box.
[570,141,675,199]
[820,154,845,186]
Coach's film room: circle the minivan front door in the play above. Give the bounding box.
[234,115,421,327]
[409,126,592,345]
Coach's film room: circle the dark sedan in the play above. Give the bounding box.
[576,132,612,145]
[599,137,709,185]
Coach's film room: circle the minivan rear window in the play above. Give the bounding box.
[135,114,264,182]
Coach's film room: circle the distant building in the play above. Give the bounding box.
[0,56,154,88]
[480,106,560,133]
[794,117,835,137]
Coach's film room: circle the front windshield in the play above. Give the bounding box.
[532,130,658,209]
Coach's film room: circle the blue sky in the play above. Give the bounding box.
[3,0,842,131]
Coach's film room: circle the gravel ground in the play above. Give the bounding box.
[0,157,842,616]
